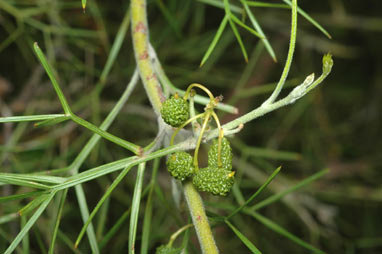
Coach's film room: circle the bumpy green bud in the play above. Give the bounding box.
[155,245,180,254]
[208,137,233,171]
[161,94,189,127]
[192,167,235,196]
[167,152,194,181]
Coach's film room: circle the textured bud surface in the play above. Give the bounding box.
[160,95,189,127]
[192,167,234,196]
[208,137,233,171]
[167,152,194,181]
[155,245,180,254]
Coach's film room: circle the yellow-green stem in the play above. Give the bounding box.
[184,182,219,254]
[193,111,212,171]
[131,0,165,115]
[170,113,205,146]
[168,224,193,247]
[184,83,215,101]
[211,111,223,168]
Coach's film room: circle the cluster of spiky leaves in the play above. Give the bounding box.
[166,151,194,181]
[155,245,181,254]
[160,94,189,127]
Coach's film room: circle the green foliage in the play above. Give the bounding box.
[193,167,235,196]
[155,245,181,254]
[166,151,195,181]
[0,0,346,253]
[161,94,190,127]
[208,137,233,171]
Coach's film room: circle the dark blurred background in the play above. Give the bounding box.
[0,0,381,253]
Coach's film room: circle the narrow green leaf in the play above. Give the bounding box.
[141,158,160,254]
[197,0,242,14]
[0,176,51,190]
[251,169,329,211]
[226,166,281,219]
[155,0,182,38]
[245,1,288,8]
[246,0,332,39]
[98,7,131,85]
[230,14,263,38]
[74,165,134,248]
[0,191,43,204]
[70,114,141,155]
[96,195,110,240]
[74,185,99,254]
[0,213,18,224]
[33,43,72,114]
[223,0,248,62]
[229,19,248,62]
[200,15,229,67]
[225,220,262,254]
[129,162,146,254]
[283,0,332,39]
[247,211,325,254]
[19,193,50,216]
[241,1,277,61]
[0,173,65,184]
[21,215,30,254]
[0,114,66,123]
[49,189,68,254]
[4,191,55,254]
[34,116,70,128]
[99,208,131,250]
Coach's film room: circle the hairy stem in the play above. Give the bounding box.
[184,182,219,254]
[131,0,165,115]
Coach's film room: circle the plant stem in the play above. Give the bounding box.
[131,0,165,115]
[183,182,219,254]
[193,111,212,171]
[263,0,297,105]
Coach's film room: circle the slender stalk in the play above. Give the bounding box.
[168,224,193,247]
[170,113,205,146]
[70,114,141,155]
[184,83,215,101]
[193,111,212,171]
[263,0,297,105]
[184,182,219,254]
[211,111,223,168]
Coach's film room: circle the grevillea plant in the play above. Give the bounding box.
[0,0,334,253]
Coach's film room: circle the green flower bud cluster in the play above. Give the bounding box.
[161,94,189,127]
[166,151,194,181]
[155,245,181,254]
[166,138,234,196]
[193,137,235,196]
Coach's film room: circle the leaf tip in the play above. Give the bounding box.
[82,0,86,12]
